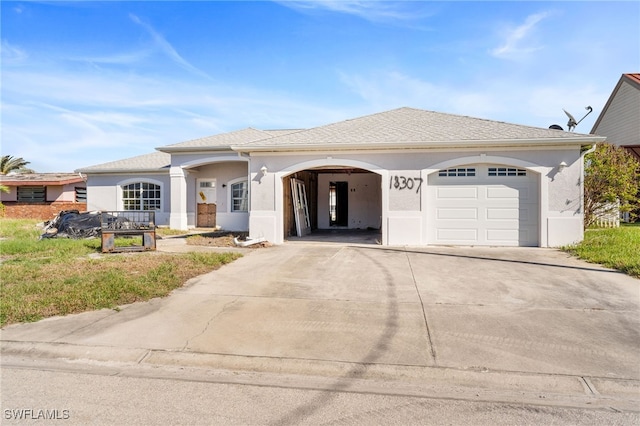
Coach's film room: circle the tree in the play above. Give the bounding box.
[0,155,32,175]
[584,143,640,228]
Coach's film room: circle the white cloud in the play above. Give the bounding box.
[1,40,28,64]
[276,0,431,24]
[129,13,211,79]
[340,70,437,106]
[70,50,153,66]
[338,70,503,118]
[1,65,355,172]
[337,68,611,132]
[490,12,550,59]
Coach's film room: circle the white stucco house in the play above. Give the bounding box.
[77,107,605,247]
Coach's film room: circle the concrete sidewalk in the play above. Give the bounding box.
[2,242,639,410]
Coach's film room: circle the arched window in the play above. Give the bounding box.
[122,182,161,211]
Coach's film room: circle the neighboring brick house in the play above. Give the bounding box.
[0,173,87,219]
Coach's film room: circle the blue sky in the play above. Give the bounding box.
[2,1,639,172]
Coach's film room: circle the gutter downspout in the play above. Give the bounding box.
[580,143,598,232]
[234,236,266,247]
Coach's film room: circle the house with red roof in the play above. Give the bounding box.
[0,173,87,219]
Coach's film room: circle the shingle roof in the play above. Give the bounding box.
[158,127,291,152]
[75,151,170,174]
[234,107,602,152]
[76,128,303,173]
[78,107,605,175]
[262,129,304,137]
[0,173,84,186]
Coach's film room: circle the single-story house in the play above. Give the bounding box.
[591,73,640,161]
[0,173,87,219]
[77,107,605,247]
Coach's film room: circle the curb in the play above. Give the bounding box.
[3,340,639,412]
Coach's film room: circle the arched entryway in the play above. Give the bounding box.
[279,160,385,244]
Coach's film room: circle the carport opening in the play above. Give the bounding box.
[284,167,382,244]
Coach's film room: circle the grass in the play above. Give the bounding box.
[0,219,242,326]
[563,224,640,278]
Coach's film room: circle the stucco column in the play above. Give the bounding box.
[169,166,188,230]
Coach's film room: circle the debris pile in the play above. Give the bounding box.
[40,210,103,239]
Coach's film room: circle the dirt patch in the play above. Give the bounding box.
[186,232,272,248]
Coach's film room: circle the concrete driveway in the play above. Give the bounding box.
[2,242,639,408]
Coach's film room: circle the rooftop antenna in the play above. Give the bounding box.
[563,106,593,132]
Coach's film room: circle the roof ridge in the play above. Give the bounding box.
[232,106,600,152]
[75,151,170,173]
[161,127,260,148]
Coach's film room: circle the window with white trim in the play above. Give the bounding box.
[438,168,476,177]
[17,186,46,202]
[488,167,527,177]
[122,182,161,210]
[230,180,248,212]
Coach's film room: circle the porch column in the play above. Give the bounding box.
[169,166,188,230]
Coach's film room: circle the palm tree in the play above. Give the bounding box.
[0,155,32,175]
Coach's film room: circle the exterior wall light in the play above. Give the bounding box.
[558,161,568,172]
[261,165,268,176]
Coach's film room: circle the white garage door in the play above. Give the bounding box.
[428,164,539,246]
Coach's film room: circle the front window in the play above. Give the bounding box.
[488,167,527,177]
[438,167,476,177]
[231,181,248,212]
[75,187,87,203]
[122,182,161,210]
[17,186,45,202]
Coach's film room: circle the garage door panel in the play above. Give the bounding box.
[436,187,477,199]
[486,208,519,220]
[437,208,477,220]
[486,186,530,200]
[486,229,520,241]
[437,228,478,241]
[487,186,538,203]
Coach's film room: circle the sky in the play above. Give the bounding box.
[1,1,639,173]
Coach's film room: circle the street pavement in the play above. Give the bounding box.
[2,238,639,419]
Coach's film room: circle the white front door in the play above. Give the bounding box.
[197,179,216,204]
[428,164,539,246]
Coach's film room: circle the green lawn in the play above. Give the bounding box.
[564,224,640,278]
[0,219,241,326]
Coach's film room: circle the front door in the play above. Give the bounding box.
[197,179,217,227]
